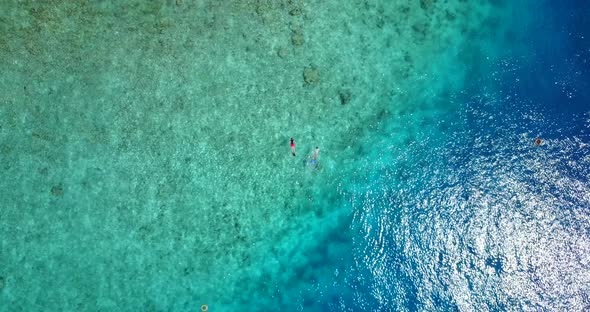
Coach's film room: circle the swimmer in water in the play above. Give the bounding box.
[312,147,319,160]
[290,138,296,156]
[308,146,320,166]
[535,137,543,146]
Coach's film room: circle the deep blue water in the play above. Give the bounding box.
[330,1,590,311]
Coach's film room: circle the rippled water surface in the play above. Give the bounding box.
[348,2,590,310]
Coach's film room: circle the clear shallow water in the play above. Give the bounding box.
[0,0,588,311]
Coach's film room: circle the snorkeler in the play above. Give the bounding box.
[308,147,320,166]
[312,147,319,160]
[290,138,296,156]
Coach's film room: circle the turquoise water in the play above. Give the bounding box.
[1,0,589,311]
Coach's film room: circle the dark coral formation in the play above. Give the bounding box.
[277,47,289,58]
[291,30,304,46]
[289,8,302,16]
[51,184,64,197]
[303,66,320,85]
[338,90,352,105]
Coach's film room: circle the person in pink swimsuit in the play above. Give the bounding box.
[290,138,296,156]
